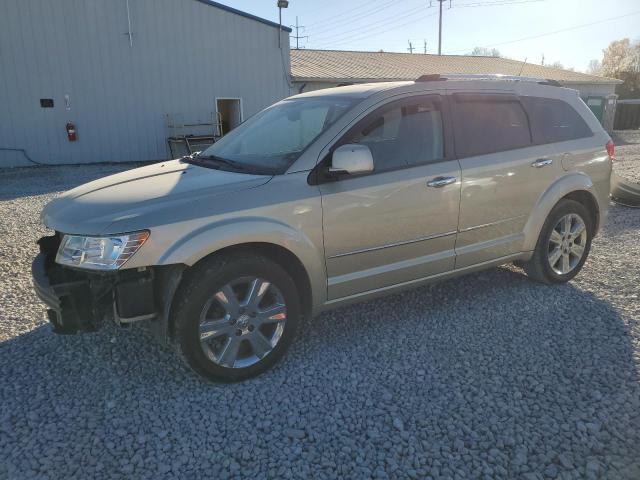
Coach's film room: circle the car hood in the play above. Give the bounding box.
[42,160,272,235]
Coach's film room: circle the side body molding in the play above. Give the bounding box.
[157,217,327,313]
[521,172,596,252]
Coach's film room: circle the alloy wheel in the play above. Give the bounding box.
[547,213,588,275]
[198,277,287,368]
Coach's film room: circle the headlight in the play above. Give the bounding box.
[56,231,149,270]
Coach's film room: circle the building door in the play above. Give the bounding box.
[216,98,243,137]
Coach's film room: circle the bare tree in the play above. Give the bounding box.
[548,61,575,72]
[469,47,501,57]
[599,38,640,99]
[587,59,602,75]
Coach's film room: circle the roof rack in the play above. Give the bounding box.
[415,73,562,86]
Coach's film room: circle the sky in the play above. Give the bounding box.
[219,0,640,72]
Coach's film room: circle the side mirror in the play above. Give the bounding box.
[329,144,374,175]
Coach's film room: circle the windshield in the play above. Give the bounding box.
[198,96,359,174]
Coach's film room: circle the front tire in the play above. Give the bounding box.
[523,199,593,284]
[172,253,300,382]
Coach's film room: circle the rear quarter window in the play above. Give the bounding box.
[452,94,531,157]
[522,96,593,144]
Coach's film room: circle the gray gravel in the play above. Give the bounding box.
[1,162,640,480]
[612,130,640,185]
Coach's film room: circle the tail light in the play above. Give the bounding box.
[606,139,615,163]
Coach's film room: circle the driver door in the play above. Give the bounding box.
[318,94,461,300]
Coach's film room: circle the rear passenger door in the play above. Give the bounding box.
[451,92,560,268]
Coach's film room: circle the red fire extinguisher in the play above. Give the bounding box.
[66,122,77,142]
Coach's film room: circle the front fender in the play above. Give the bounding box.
[522,173,596,252]
[156,217,327,312]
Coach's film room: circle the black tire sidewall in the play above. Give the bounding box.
[174,255,300,382]
[536,200,593,283]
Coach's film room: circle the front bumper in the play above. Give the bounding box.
[31,234,158,334]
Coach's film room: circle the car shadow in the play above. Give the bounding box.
[1,266,638,478]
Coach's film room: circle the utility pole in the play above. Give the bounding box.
[437,0,444,55]
[541,54,545,65]
[429,0,450,55]
[291,16,308,50]
[407,40,414,54]
[424,39,427,54]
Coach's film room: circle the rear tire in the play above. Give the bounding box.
[523,199,593,284]
[172,253,300,382]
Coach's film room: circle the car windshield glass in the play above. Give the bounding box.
[198,96,359,174]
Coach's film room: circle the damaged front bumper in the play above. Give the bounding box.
[32,234,183,337]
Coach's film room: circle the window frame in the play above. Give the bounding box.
[450,92,534,159]
[520,95,595,146]
[310,94,455,185]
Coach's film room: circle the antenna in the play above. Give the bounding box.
[518,57,528,76]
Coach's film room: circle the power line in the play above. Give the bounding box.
[312,3,430,41]
[306,0,395,28]
[308,0,404,37]
[315,9,440,49]
[311,6,437,47]
[446,10,640,54]
[451,0,545,7]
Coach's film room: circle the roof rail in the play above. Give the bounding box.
[415,73,563,86]
[415,74,445,82]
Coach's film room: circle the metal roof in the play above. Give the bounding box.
[291,49,622,85]
[194,0,292,32]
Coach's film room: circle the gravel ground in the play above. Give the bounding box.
[1,162,639,480]
[612,130,640,184]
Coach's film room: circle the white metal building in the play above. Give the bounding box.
[0,0,291,167]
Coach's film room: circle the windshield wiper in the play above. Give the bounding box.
[181,153,245,172]
[198,155,246,171]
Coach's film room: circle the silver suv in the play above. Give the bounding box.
[32,75,613,381]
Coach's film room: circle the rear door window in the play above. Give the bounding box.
[523,97,593,144]
[452,94,531,157]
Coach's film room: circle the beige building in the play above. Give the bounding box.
[290,49,621,130]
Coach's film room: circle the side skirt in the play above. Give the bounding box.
[318,252,530,314]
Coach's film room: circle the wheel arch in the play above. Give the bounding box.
[560,190,599,235]
[191,242,314,319]
[166,239,318,339]
[522,173,598,252]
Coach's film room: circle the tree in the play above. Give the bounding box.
[599,38,640,99]
[469,47,501,57]
[547,61,574,72]
[587,59,602,75]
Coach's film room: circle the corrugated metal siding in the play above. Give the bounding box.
[0,0,291,167]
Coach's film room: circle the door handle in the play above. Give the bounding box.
[531,158,553,168]
[427,176,457,188]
